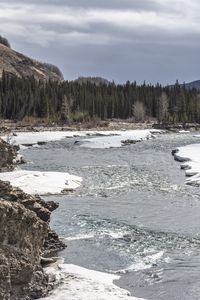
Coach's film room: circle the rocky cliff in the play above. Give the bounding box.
[0,41,63,81]
[0,139,65,299]
[0,138,19,171]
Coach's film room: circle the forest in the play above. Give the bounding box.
[0,71,200,124]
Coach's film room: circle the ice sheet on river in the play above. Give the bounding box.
[173,144,200,186]
[42,264,145,300]
[75,129,162,149]
[2,129,162,149]
[0,170,82,195]
[2,131,86,147]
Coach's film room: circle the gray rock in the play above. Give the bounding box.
[0,139,66,299]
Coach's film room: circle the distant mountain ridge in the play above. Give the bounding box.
[181,80,200,90]
[0,36,63,81]
[170,80,200,91]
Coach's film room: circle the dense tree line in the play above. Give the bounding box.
[0,71,200,124]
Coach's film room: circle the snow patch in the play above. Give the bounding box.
[179,130,190,133]
[0,170,82,195]
[173,144,200,186]
[2,131,85,147]
[42,264,145,300]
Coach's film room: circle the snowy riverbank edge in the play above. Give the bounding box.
[0,170,82,195]
[41,264,145,300]
[2,128,164,149]
[173,143,200,186]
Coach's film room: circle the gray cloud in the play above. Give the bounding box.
[1,0,200,84]
[2,0,161,11]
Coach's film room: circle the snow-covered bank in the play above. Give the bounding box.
[2,131,86,147]
[173,144,200,186]
[0,170,82,195]
[2,129,163,149]
[42,264,145,300]
[1,131,84,194]
[75,129,163,149]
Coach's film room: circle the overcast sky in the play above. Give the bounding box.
[1,0,200,84]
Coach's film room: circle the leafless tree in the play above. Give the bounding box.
[158,92,169,123]
[132,101,146,122]
[61,95,74,123]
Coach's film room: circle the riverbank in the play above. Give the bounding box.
[1,119,200,134]
[0,120,154,134]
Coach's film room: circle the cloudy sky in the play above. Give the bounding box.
[1,0,200,84]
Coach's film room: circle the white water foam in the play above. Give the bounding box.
[65,234,95,241]
[115,251,165,273]
[65,229,129,241]
[99,228,129,239]
[42,264,145,300]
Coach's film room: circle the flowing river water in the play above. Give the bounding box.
[21,131,200,300]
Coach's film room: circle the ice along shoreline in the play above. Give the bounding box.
[172,141,200,186]
[41,264,145,300]
[2,128,163,149]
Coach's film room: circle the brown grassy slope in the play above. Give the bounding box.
[0,43,63,81]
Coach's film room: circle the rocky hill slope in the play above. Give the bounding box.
[0,39,63,81]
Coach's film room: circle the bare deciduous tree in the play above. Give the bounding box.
[158,92,169,123]
[61,95,74,123]
[132,101,146,122]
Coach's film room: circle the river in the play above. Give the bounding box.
[21,131,200,300]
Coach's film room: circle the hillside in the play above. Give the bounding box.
[182,80,200,90]
[0,40,63,81]
[170,80,200,91]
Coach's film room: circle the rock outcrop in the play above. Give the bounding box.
[0,138,18,171]
[0,139,65,299]
[0,42,63,81]
[0,200,49,299]
[0,180,65,299]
